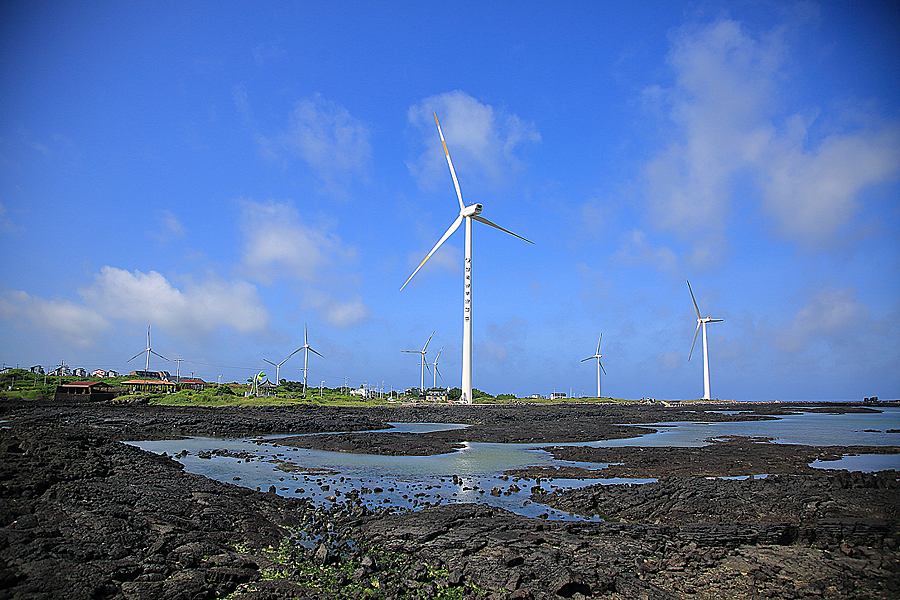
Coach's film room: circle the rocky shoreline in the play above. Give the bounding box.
[1,399,898,599]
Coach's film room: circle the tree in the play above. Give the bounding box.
[448,387,462,401]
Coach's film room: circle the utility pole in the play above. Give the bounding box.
[174,356,185,382]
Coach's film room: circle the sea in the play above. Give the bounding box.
[129,406,900,521]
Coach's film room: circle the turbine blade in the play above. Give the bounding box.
[600,361,607,376]
[126,350,145,363]
[687,280,701,319]
[689,322,701,361]
[471,215,534,244]
[422,330,434,352]
[425,363,432,376]
[284,347,304,361]
[400,215,464,290]
[308,347,323,358]
[434,346,443,362]
[151,350,168,361]
[263,359,277,367]
[710,318,724,323]
[581,357,593,363]
[596,334,602,355]
[435,365,443,381]
[434,112,466,212]
[304,323,309,345]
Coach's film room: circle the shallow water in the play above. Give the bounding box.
[129,409,900,521]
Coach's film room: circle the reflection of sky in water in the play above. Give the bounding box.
[129,410,900,521]
[595,408,900,448]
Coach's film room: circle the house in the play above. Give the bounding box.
[30,365,44,375]
[426,390,447,402]
[49,365,72,377]
[107,370,119,377]
[73,367,87,377]
[350,387,369,399]
[177,378,207,391]
[122,379,177,393]
[54,381,120,403]
[550,392,567,400]
[91,369,107,378]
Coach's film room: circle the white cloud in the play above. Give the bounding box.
[644,17,900,257]
[239,199,355,284]
[759,122,900,246]
[323,297,370,329]
[407,91,540,193]
[80,266,269,334]
[0,290,110,346]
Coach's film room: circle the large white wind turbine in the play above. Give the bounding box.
[297,323,323,398]
[581,334,607,398]
[127,325,168,372]
[687,281,724,401]
[402,331,434,394]
[400,113,533,404]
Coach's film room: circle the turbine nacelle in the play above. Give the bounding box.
[460,203,483,217]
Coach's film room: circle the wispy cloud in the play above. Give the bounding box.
[238,199,369,328]
[774,286,872,354]
[148,209,186,243]
[235,90,372,199]
[239,199,355,284]
[407,91,540,194]
[614,229,679,275]
[644,17,900,262]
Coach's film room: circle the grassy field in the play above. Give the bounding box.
[0,367,646,406]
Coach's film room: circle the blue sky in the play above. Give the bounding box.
[1,1,898,400]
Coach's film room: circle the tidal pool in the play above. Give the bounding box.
[129,409,900,520]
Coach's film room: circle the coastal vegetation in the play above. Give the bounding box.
[0,367,641,406]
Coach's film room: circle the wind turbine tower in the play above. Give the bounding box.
[687,281,724,401]
[401,113,533,404]
[402,331,434,394]
[581,334,606,398]
[127,325,168,372]
[298,323,323,398]
[428,346,444,389]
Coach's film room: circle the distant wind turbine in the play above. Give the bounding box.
[687,281,724,401]
[127,325,168,372]
[402,331,434,394]
[264,338,309,385]
[400,113,533,404]
[581,334,606,398]
[297,323,323,398]
[428,346,444,390]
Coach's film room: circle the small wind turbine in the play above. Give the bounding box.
[401,113,533,404]
[581,334,606,398]
[127,325,168,372]
[687,281,724,401]
[297,323,323,398]
[402,331,434,394]
[428,346,444,390]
